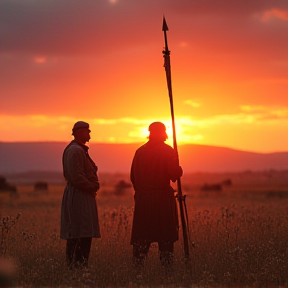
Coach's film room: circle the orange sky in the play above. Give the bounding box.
[0,0,287,153]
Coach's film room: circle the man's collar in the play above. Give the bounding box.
[72,140,89,151]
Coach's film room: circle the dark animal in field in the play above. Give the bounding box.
[201,183,222,192]
[0,176,9,188]
[34,181,48,191]
[222,178,232,186]
[266,191,287,199]
[0,176,18,197]
[114,180,132,195]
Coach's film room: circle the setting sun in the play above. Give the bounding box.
[0,0,287,153]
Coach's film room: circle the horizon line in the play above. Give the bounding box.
[0,140,287,154]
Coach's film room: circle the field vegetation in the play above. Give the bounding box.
[0,170,288,288]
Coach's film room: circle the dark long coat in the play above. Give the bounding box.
[60,140,100,239]
[130,139,183,244]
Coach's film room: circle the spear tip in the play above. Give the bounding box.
[162,16,169,32]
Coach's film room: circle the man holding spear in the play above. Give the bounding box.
[130,17,190,275]
[130,121,183,272]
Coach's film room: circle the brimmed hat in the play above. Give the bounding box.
[72,121,90,135]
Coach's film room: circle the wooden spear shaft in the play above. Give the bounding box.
[162,16,189,259]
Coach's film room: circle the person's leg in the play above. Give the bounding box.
[66,238,78,268]
[132,240,150,270]
[158,241,174,267]
[74,238,92,267]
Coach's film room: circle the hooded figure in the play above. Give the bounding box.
[130,121,183,270]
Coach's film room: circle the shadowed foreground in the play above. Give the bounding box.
[0,171,288,287]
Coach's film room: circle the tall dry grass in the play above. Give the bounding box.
[0,171,288,287]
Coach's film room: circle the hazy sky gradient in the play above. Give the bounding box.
[0,0,287,152]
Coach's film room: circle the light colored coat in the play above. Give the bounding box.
[60,140,100,239]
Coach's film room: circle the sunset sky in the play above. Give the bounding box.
[0,0,287,153]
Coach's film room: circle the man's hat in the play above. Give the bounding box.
[148,122,166,133]
[148,122,168,139]
[72,121,90,135]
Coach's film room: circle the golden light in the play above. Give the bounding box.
[134,119,203,146]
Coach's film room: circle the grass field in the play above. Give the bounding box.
[1,170,288,288]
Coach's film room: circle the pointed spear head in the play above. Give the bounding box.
[162,16,169,32]
[162,16,169,52]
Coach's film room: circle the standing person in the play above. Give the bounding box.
[130,121,183,271]
[60,121,100,268]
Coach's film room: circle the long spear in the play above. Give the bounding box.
[162,16,189,259]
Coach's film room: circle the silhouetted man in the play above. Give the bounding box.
[130,121,183,271]
[60,121,100,268]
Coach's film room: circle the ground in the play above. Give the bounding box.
[0,170,288,287]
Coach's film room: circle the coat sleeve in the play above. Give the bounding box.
[65,149,98,193]
[166,148,183,182]
[130,151,137,187]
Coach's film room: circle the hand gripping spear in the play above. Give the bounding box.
[162,16,190,259]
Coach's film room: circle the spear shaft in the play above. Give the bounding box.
[162,17,189,259]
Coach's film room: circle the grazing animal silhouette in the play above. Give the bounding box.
[200,183,222,192]
[0,176,18,197]
[34,181,48,191]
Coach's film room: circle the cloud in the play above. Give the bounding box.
[1,0,287,57]
[164,0,288,18]
[184,99,201,108]
[0,0,164,56]
[2,106,287,141]
[240,105,288,120]
[240,105,267,112]
[260,8,288,21]
[0,109,287,153]
[33,56,47,64]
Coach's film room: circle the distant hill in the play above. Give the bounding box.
[0,142,288,175]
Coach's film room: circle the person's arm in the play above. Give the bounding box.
[65,149,99,195]
[166,148,183,182]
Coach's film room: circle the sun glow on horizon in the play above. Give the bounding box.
[130,118,204,147]
[0,109,287,153]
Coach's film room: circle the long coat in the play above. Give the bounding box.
[130,139,183,244]
[60,140,100,239]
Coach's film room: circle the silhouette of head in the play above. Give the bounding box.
[148,122,168,141]
[72,121,91,144]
